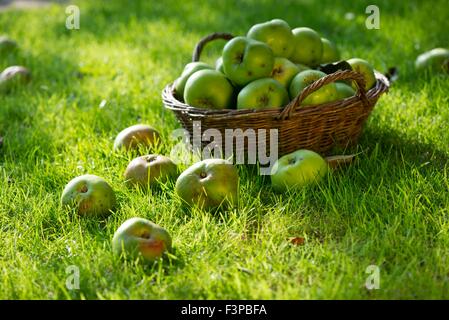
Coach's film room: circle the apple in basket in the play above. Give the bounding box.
[112,217,172,262]
[347,58,376,91]
[335,82,356,100]
[175,159,239,210]
[222,36,274,86]
[289,70,338,106]
[290,27,323,67]
[415,48,449,73]
[320,38,340,64]
[173,62,213,99]
[247,19,295,58]
[271,149,329,193]
[237,78,289,110]
[184,69,234,109]
[270,57,301,88]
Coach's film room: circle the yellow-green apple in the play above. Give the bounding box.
[124,154,178,188]
[271,149,328,192]
[112,217,172,262]
[175,159,238,210]
[0,36,17,54]
[289,70,338,105]
[290,27,323,67]
[415,48,449,73]
[335,82,356,99]
[320,38,340,64]
[222,36,274,86]
[237,78,289,109]
[296,63,310,73]
[61,174,116,217]
[347,58,376,91]
[270,57,301,88]
[0,66,31,92]
[114,124,160,151]
[174,62,213,100]
[184,69,234,109]
[247,19,294,58]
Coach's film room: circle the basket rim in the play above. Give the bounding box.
[162,70,390,120]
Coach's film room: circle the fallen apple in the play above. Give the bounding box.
[415,48,449,73]
[184,69,234,109]
[290,27,323,67]
[222,36,274,86]
[237,78,289,110]
[113,124,161,152]
[112,217,172,262]
[0,36,18,54]
[289,70,338,105]
[174,62,213,100]
[247,19,294,58]
[0,66,31,92]
[124,154,178,188]
[175,159,239,210]
[270,57,301,88]
[61,174,116,217]
[271,149,328,192]
[320,38,340,64]
[347,58,376,91]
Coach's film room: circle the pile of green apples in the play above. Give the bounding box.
[60,124,329,264]
[174,19,378,111]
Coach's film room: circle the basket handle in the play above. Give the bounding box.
[278,69,369,120]
[192,32,235,62]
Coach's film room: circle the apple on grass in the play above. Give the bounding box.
[271,149,328,193]
[247,19,295,58]
[289,70,338,106]
[237,78,289,110]
[290,27,323,67]
[320,38,340,64]
[270,57,301,88]
[0,66,31,92]
[112,217,172,263]
[222,36,274,86]
[61,174,116,217]
[184,69,234,109]
[0,36,18,54]
[175,159,239,210]
[347,58,376,91]
[124,154,178,189]
[174,62,213,100]
[114,124,161,152]
[415,48,449,73]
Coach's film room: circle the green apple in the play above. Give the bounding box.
[270,57,301,88]
[215,57,225,73]
[222,36,274,86]
[124,154,178,188]
[290,27,323,67]
[335,82,356,99]
[174,62,213,100]
[184,69,234,109]
[415,48,449,73]
[61,174,116,217]
[112,217,172,263]
[0,66,31,92]
[347,58,376,91]
[114,124,161,151]
[237,78,289,110]
[0,36,18,54]
[296,63,310,73]
[320,38,340,64]
[289,70,338,106]
[247,19,294,58]
[271,149,328,192]
[175,159,239,210]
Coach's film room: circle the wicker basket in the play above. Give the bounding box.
[162,33,390,157]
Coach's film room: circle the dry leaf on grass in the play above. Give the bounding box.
[325,154,356,170]
[288,237,305,246]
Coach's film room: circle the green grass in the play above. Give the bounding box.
[0,0,448,299]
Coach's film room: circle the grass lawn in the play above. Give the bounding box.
[0,0,448,299]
